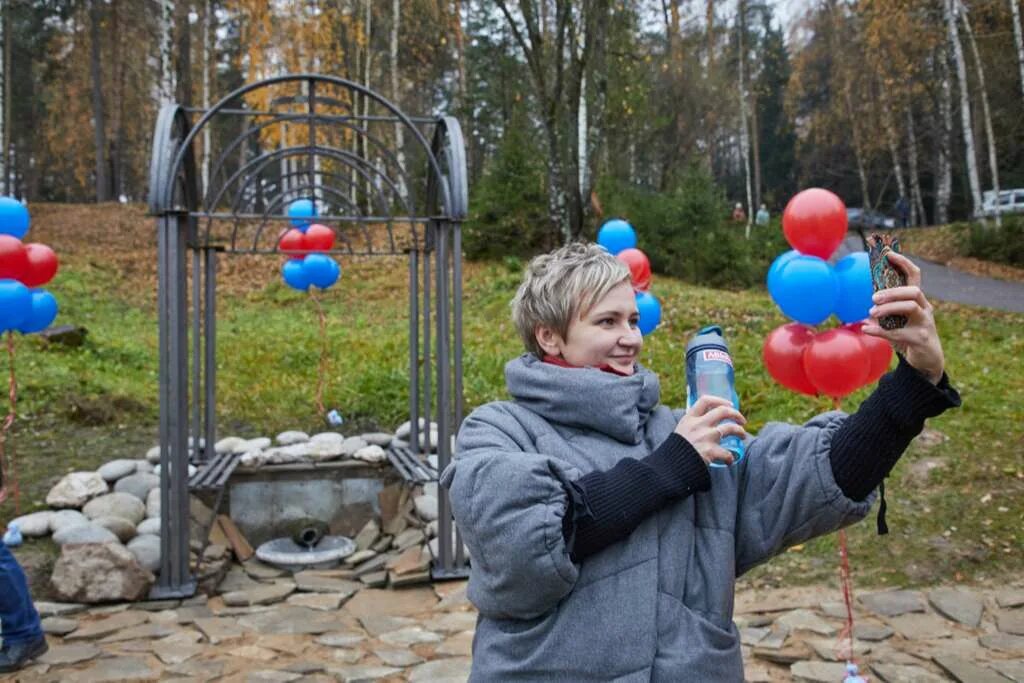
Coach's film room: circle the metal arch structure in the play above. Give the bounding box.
[147,74,469,598]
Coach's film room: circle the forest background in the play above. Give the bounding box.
[2,0,1023,281]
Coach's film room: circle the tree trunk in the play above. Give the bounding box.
[176,0,192,107]
[453,0,467,109]
[112,0,125,199]
[881,92,906,207]
[737,1,752,237]
[751,90,761,214]
[160,0,175,104]
[959,0,999,226]
[362,0,372,211]
[0,0,6,195]
[202,0,211,196]
[1010,0,1024,102]
[945,0,982,219]
[935,44,953,225]
[390,0,406,200]
[905,106,926,226]
[89,0,109,202]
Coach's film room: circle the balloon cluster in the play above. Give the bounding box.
[596,219,660,336]
[279,200,341,291]
[763,189,892,399]
[0,198,59,334]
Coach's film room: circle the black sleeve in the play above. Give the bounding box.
[829,355,961,501]
[561,433,710,563]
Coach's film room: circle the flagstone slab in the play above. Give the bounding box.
[870,663,948,683]
[989,659,1024,682]
[927,588,983,627]
[888,613,953,640]
[37,642,103,665]
[238,606,350,635]
[997,609,1024,635]
[357,614,418,636]
[435,629,474,657]
[979,632,1024,654]
[41,616,79,635]
[316,631,368,648]
[245,671,302,682]
[35,601,87,618]
[75,655,161,681]
[790,660,849,682]
[293,571,362,596]
[167,657,226,680]
[860,590,926,617]
[419,610,478,633]
[377,626,443,646]
[995,589,1024,609]
[406,656,473,682]
[194,616,247,643]
[372,647,425,666]
[65,610,149,640]
[286,592,348,611]
[153,640,205,665]
[854,622,894,641]
[326,664,402,681]
[222,581,296,607]
[933,654,1015,683]
[775,609,837,636]
[342,587,438,617]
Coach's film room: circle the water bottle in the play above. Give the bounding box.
[3,522,23,547]
[685,325,745,467]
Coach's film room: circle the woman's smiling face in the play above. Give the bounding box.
[536,281,642,375]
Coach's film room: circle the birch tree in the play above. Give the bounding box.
[958,0,999,225]
[945,0,981,219]
[89,0,108,201]
[737,0,753,236]
[390,0,406,200]
[159,0,175,104]
[1011,0,1024,102]
[936,45,953,224]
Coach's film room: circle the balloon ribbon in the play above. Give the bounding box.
[831,396,860,674]
[0,332,19,514]
[309,289,328,419]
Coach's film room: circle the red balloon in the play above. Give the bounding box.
[616,248,651,291]
[279,228,307,256]
[763,323,818,396]
[21,243,59,287]
[802,328,871,399]
[844,321,893,384]
[304,224,336,252]
[782,188,848,260]
[0,235,28,281]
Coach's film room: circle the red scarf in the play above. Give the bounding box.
[542,354,632,377]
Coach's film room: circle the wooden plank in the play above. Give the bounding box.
[215,514,253,561]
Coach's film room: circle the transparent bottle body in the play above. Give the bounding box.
[686,353,745,467]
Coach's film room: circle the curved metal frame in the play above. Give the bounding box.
[148,74,468,598]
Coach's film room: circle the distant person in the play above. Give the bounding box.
[894,196,910,228]
[755,203,770,226]
[731,202,746,223]
[1,477,48,673]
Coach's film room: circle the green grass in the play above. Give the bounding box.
[2,235,1022,591]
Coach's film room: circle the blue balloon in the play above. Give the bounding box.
[304,254,340,290]
[0,197,29,239]
[635,291,661,336]
[597,219,637,255]
[17,290,58,334]
[287,199,317,230]
[0,279,32,331]
[766,250,800,293]
[769,255,838,325]
[282,258,311,291]
[833,252,873,323]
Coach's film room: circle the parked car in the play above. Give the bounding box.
[846,208,895,230]
[981,189,1024,217]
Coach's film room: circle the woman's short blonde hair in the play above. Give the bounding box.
[511,242,631,357]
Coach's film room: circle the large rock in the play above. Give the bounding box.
[127,534,162,572]
[91,516,137,543]
[396,419,437,440]
[361,432,393,447]
[353,444,386,463]
[233,437,271,454]
[46,471,109,508]
[215,436,245,454]
[340,436,368,458]
[52,524,121,545]
[50,509,90,533]
[146,488,161,518]
[146,445,162,463]
[114,473,161,501]
[83,492,146,525]
[51,543,154,603]
[276,430,310,445]
[137,518,161,535]
[9,510,53,537]
[97,459,137,482]
[927,587,983,627]
[414,495,438,522]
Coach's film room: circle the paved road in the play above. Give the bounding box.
[836,232,1024,314]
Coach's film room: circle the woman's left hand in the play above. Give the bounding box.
[861,251,945,384]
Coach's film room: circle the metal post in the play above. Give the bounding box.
[155,212,197,598]
[203,248,217,461]
[422,230,432,456]
[451,222,465,568]
[409,249,419,452]
[191,249,201,459]
[435,222,452,574]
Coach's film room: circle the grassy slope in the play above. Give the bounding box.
[3,204,1021,591]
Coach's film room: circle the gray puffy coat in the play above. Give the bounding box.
[441,354,874,681]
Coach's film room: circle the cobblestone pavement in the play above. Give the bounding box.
[4,563,1023,682]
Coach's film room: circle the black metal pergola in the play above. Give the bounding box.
[147,74,468,598]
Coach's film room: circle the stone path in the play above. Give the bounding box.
[7,565,1023,682]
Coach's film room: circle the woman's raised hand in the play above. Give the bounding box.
[861,251,945,385]
[674,395,748,467]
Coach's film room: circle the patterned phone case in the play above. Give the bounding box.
[867,233,908,330]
